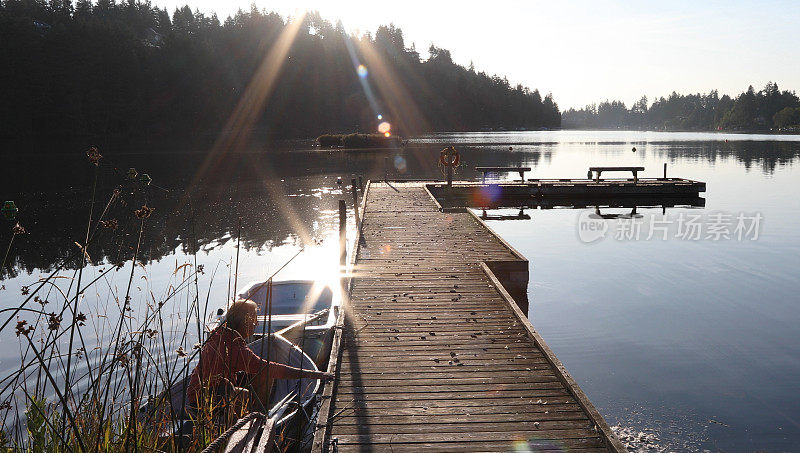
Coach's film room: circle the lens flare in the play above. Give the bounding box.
[384,132,391,137]
[377,114,383,120]
[357,64,368,78]
[511,439,532,452]
[471,185,502,206]
[355,37,431,136]
[393,155,407,173]
[378,121,391,133]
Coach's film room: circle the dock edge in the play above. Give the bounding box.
[478,262,626,452]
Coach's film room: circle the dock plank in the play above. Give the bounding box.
[315,182,623,452]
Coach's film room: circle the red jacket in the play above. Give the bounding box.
[187,327,287,403]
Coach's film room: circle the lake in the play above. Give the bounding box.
[1,131,799,450]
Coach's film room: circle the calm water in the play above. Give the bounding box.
[2,131,799,450]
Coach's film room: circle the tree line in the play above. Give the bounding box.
[562,83,800,132]
[0,0,560,142]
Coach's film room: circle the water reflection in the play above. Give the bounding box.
[479,208,531,221]
[1,132,800,450]
[482,202,800,450]
[7,136,796,278]
[2,145,548,278]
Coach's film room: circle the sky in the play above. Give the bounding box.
[154,0,800,110]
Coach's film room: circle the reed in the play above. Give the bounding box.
[0,148,247,452]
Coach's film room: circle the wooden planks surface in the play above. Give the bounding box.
[318,181,623,452]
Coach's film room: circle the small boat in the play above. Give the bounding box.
[138,333,320,450]
[137,280,338,449]
[190,279,340,450]
[212,279,339,367]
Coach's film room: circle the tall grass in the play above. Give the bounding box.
[0,148,252,452]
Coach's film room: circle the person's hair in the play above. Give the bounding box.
[225,300,258,335]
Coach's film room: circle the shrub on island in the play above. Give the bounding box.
[317,133,403,148]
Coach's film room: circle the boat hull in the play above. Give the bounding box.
[138,334,320,437]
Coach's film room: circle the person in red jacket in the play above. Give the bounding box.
[188,299,332,412]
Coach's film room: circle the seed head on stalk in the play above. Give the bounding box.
[135,205,154,219]
[86,146,102,166]
[15,320,33,337]
[99,219,118,230]
[117,352,129,368]
[47,312,62,331]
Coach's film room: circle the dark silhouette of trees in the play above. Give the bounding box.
[0,1,559,142]
[562,83,800,131]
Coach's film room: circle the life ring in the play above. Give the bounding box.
[439,147,460,167]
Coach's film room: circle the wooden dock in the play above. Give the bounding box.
[313,181,624,452]
[428,177,706,211]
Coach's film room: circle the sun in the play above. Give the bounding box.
[292,3,376,34]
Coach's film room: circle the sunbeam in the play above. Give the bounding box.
[354,36,431,136]
[178,12,308,211]
[343,36,383,118]
[247,154,313,246]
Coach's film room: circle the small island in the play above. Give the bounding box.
[317,133,406,149]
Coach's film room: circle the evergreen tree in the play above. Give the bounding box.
[562,83,800,131]
[0,0,560,140]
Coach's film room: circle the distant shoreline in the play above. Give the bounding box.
[559,127,800,135]
[3,129,800,156]
[3,127,798,143]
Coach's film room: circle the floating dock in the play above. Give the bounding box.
[428,177,706,211]
[313,181,626,452]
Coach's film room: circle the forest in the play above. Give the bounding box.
[0,0,561,141]
[562,83,800,132]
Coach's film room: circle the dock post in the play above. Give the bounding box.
[339,200,347,269]
[664,163,667,179]
[358,176,364,192]
[351,178,360,226]
[446,166,453,187]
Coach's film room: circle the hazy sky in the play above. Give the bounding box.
[155,0,800,110]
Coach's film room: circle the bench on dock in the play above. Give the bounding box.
[476,166,531,183]
[589,166,645,183]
